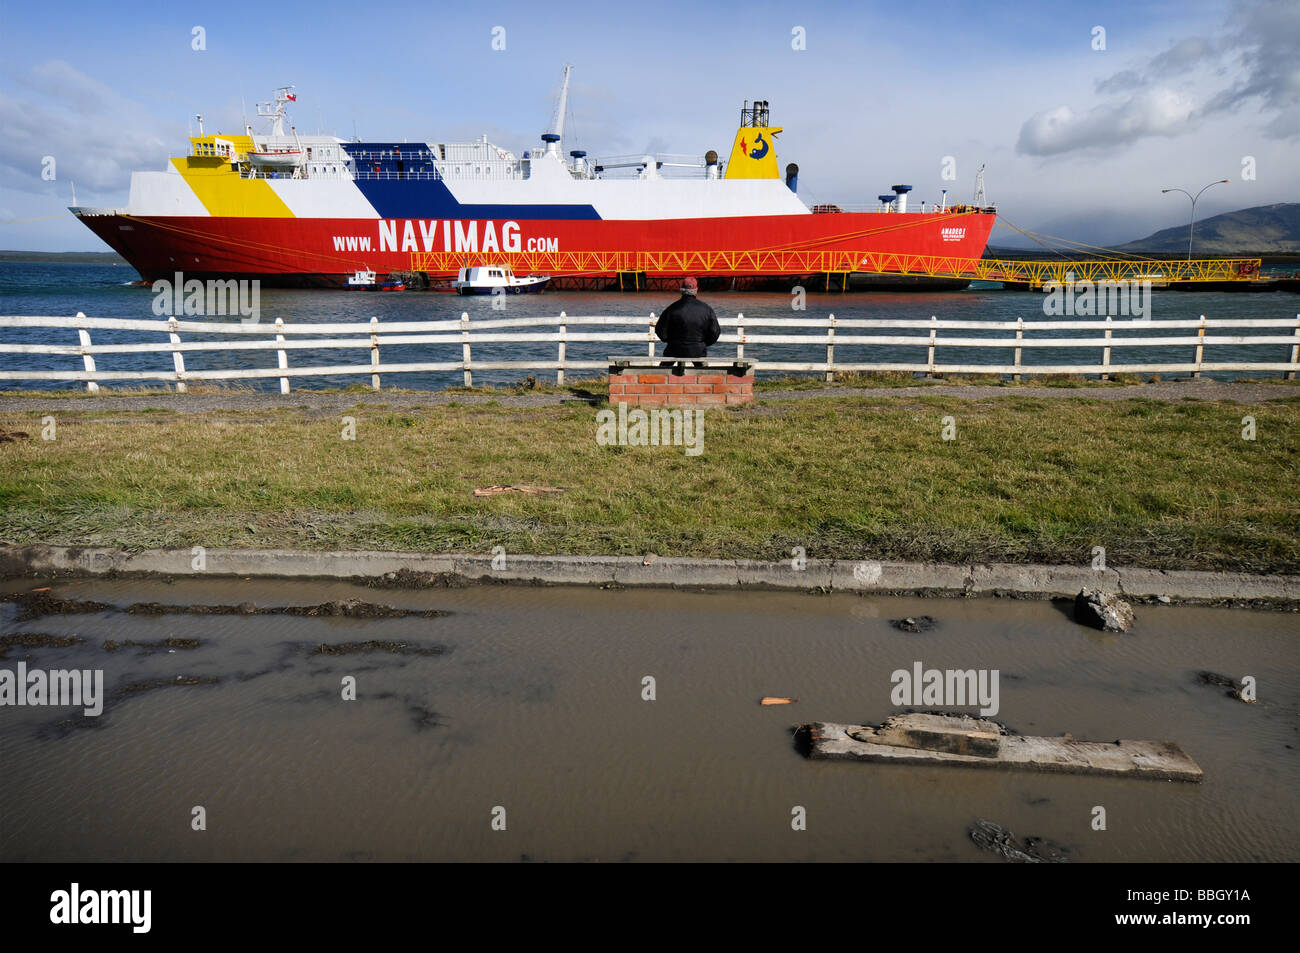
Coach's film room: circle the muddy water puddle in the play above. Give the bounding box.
[0,577,1295,861]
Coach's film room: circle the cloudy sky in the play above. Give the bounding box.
[1,0,1296,250]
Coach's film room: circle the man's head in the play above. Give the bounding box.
[680,276,698,296]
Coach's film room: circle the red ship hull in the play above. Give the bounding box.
[76,209,997,288]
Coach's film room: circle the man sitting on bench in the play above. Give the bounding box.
[655,276,720,372]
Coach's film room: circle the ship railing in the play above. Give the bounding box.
[2,312,1298,392]
[344,150,438,161]
[238,169,444,181]
[438,165,522,180]
[595,153,706,168]
[348,169,443,181]
[811,204,972,214]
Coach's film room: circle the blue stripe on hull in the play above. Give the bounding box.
[352,179,600,221]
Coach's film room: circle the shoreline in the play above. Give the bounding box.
[2,376,1299,412]
[3,545,1296,608]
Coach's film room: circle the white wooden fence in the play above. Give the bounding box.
[1,312,1298,392]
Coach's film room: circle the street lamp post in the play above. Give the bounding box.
[1161,179,1229,261]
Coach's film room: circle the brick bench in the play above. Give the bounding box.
[607,358,754,406]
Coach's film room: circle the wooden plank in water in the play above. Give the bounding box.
[799,719,1203,782]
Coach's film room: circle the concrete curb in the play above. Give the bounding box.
[1,545,1295,604]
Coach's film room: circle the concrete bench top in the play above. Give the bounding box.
[608,357,753,375]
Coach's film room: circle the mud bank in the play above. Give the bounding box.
[3,545,1297,608]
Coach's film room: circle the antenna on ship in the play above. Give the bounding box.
[256,85,297,137]
[541,65,572,157]
[973,164,987,208]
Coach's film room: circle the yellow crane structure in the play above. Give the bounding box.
[411,248,1263,287]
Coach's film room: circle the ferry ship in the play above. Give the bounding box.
[71,69,997,290]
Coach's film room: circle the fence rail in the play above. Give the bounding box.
[2,312,1297,392]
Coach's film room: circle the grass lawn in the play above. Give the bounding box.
[2,392,1297,572]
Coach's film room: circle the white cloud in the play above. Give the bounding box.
[1201,0,1300,135]
[1095,70,1143,95]
[1148,37,1215,76]
[0,60,181,196]
[1017,88,1196,156]
[1022,0,1298,157]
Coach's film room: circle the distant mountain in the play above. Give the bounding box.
[1115,203,1300,255]
[0,250,127,264]
[995,209,1159,251]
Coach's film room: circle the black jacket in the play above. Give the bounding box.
[655,295,721,357]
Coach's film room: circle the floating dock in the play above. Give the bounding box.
[796,713,1203,781]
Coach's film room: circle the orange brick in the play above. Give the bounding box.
[639,374,667,384]
[696,394,725,405]
[622,384,652,394]
[654,383,684,394]
[725,393,752,404]
[694,374,724,385]
[637,393,667,405]
[683,383,713,394]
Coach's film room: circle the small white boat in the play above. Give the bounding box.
[343,268,376,289]
[453,265,550,295]
[248,150,303,168]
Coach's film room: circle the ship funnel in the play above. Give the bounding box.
[724,100,782,180]
[891,184,912,214]
[705,149,719,179]
[785,162,799,193]
[569,149,587,173]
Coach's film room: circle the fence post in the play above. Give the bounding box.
[75,313,98,393]
[275,317,289,394]
[1288,313,1299,380]
[826,313,835,382]
[1013,316,1023,382]
[736,312,745,362]
[927,315,937,378]
[370,316,381,390]
[648,313,656,359]
[461,312,472,386]
[1193,314,1206,379]
[1101,315,1112,381]
[557,311,566,385]
[168,316,187,393]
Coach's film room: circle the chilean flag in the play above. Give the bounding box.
[286,93,297,101]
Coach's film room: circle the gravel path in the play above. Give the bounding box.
[0,377,1294,413]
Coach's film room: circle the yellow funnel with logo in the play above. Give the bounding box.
[724,124,782,179]
[724,101,782,179]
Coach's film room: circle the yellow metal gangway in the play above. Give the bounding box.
[410,248,1263,285]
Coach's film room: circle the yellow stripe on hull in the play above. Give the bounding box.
[171,157,294,218]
